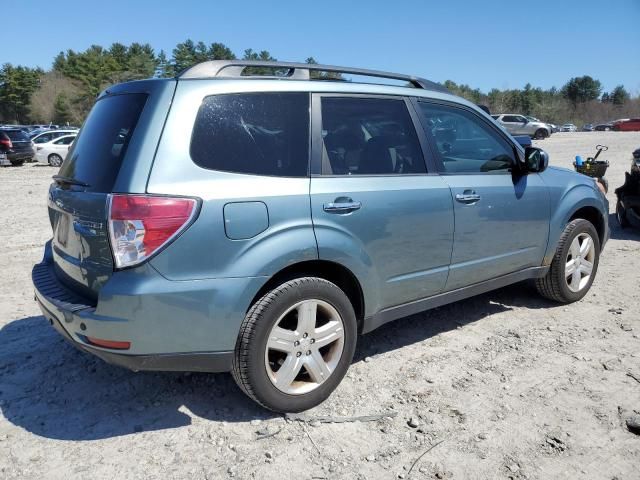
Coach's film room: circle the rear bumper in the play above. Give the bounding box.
[7,150,34,163]
[39,299,233,372]
[31,242,265,372]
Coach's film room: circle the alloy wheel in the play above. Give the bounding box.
[49,154,63,167]
[264,299,345,395]
[565,233,595,292]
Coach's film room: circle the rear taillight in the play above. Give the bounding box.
[108,194,198,269]
[0,138,12,149]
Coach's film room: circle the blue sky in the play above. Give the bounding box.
[2,0,639,94]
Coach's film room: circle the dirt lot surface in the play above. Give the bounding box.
[1,132,639,480]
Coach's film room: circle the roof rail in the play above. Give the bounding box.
[178,60,449,93]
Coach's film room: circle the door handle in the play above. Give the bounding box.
[455,192,481,204]
[323,200,362,213]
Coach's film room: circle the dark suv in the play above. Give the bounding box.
[0,128,35,166]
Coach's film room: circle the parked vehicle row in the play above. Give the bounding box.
[583,119,640,132]
[488,115,640,138]
[0,124,78,166]
[0,123,79,133]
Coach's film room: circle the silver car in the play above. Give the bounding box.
[492,114,551,139]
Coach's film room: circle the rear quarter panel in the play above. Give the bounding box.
[146,80,318,282]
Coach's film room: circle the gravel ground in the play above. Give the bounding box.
[1,132,639,480]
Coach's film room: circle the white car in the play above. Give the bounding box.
[561,123,577,132]
[35,134,76,166]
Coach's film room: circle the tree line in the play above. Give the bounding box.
[444,76,638,127]
[0,40,638,126]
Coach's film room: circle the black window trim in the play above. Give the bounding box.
[410,97,521,176]
[310,92,438,177]
[189,91,312,179]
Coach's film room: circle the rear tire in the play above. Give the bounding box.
[232,277,357,412]
[9,159,24,166]
[535,219,600,303]
[534,129,549,140]
[617,200,629,228]
[48,154,63,167]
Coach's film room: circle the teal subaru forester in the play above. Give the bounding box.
[32,61,608,412]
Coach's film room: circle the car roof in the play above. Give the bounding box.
[101,61,501,125]
[33,129,77,135]
[50,134,77,140]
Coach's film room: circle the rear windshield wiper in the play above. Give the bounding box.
[52,175,91,188]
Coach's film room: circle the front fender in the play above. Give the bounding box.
[542,182,607,264]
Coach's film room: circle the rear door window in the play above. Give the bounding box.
[190,92,309,177]
[319,97,426,175]
[54,136,75,145]
[57,93,147,192]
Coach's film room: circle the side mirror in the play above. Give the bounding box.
[524,146,549,173]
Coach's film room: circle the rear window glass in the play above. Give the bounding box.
[58,93,147,192]
[3,130,29,141]
[190,92,309,177]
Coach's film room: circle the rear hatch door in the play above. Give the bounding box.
[49,91,152,299]
[4,129,33,155]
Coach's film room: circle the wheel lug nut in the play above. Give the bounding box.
[296,352,302,357]
[303,333,308,338]
[294,341,300,346]
[306,350,311,356]
[310,338,315,344]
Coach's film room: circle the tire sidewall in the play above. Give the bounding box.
[555,220,600,302]
[616,200,628,228]
[239,278,357,412]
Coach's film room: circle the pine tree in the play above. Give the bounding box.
[53,93,72,124]
[155,50,173,78]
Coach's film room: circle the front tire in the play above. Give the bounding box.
[536,219,600,303]
[232,277,357,412]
